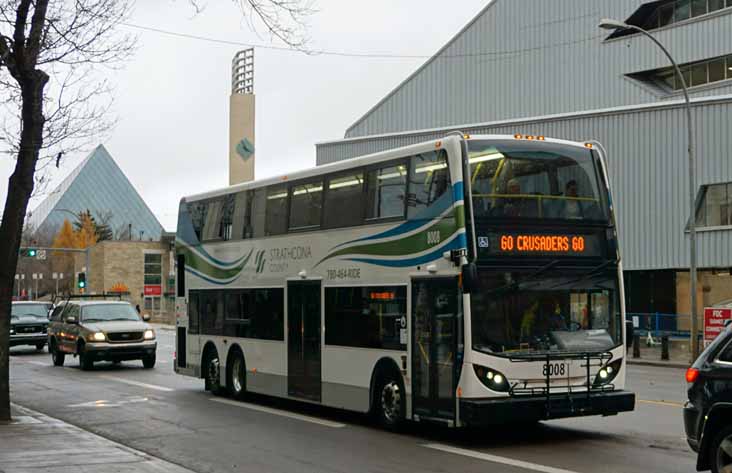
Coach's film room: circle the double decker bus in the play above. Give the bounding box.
[174,134,635,428]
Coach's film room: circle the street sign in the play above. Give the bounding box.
[144,285,162,296]
[704,307,732,342]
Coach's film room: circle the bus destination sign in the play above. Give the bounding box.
[477,231,603,258]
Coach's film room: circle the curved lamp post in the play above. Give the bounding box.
[598,19,698,359]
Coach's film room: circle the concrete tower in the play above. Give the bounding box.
[229,48,255,185]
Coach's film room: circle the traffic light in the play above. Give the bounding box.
[20,248,37,258]
[77,272,86,290]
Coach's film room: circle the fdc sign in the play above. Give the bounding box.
[704,307,732,344]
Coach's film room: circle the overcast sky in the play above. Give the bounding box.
[1,0,488,231]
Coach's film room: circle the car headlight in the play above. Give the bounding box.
[9,328,15,335]
[593,359,622,387]
[89,332,106,342]
[143,329,155,340]
[473,365,511,392]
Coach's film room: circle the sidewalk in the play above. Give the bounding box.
[0,404,195,473]
[625,343,692,369]
[151,323,175,332]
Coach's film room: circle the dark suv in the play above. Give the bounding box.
[684,323,732,473]
[10,301,52,350]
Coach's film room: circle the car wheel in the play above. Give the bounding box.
[78,345,94,371]
[712,425,732,473]
[228,353,246,399]
[50,341,65,367]
[142,354,156,369]
[36,342,46,351]
[206,355,224,395]
[375,375,405,430]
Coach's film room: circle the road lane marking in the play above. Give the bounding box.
[210,398,346,428]
[100,376,174,392]
[68,397,149,408]
[422,444,581,473]
[638,399,684,408]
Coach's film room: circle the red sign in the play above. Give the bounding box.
[704,307,732,341]
[144,285,162,296]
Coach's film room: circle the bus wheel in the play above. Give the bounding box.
[376,376,405,430]
[228,352,246,400]
[205,353,224,395]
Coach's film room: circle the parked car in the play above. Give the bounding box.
[684,323,732,472]
[10,301,52,350]
[47,300,157,370]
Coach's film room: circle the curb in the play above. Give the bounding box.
[627,359,689,369]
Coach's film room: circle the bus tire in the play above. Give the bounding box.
[374,373,405,430]
[203,345,224,395]
[227,348,246,400]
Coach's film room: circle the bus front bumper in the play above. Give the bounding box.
[460,390,635,426]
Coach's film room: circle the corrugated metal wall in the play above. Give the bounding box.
[317,97,732,271]
[345,0,732,138]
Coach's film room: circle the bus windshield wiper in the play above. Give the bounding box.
[487,259,560,294]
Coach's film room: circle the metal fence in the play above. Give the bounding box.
[625,312,694,339]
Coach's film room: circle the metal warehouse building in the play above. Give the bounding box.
[316,0,732,317]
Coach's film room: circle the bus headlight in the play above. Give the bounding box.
[593,359,622,387]
[144,329,155,340]
[473,365,511,393]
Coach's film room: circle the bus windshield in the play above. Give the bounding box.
[470,269,621,355]
[468,140,608,222]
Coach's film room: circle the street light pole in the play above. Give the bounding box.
[598,19,698,360]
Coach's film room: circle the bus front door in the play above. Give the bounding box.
[287,281,322,402]
[411,277,459,423]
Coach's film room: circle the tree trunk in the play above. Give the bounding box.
[0,71,48,421]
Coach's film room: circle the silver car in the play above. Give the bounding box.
[47,300,157,370]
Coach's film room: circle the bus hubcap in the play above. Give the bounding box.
[381,382,401,423]
[716,435,732,472]
[208,358,220,388]
[232,358,243,393]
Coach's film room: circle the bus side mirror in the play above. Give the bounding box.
[462,263,478,294]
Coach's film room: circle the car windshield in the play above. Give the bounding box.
[81,304,140,322]
[11,304,51,318]
[468,140,608,222]
[470,269,621,355]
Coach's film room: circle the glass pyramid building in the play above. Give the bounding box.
[28,145,164,240]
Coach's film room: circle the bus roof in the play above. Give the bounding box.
[182,134,596,203]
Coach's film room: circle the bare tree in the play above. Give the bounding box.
[189,0,315,49]
[0,0,136,422]
[0,0,314,422]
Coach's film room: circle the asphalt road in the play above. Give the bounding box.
[7,329,696,473]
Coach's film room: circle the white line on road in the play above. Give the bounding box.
[24,360,48,367]
[100,376,174,392]
[210,398,346,428]
[422,444,581,473]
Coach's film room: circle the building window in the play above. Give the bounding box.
[325,286,407,350]
[144,253,163,314]
[628,54,732,92]
[648,0,729,29]
[608,0,732,39]
[696,182,732,227]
